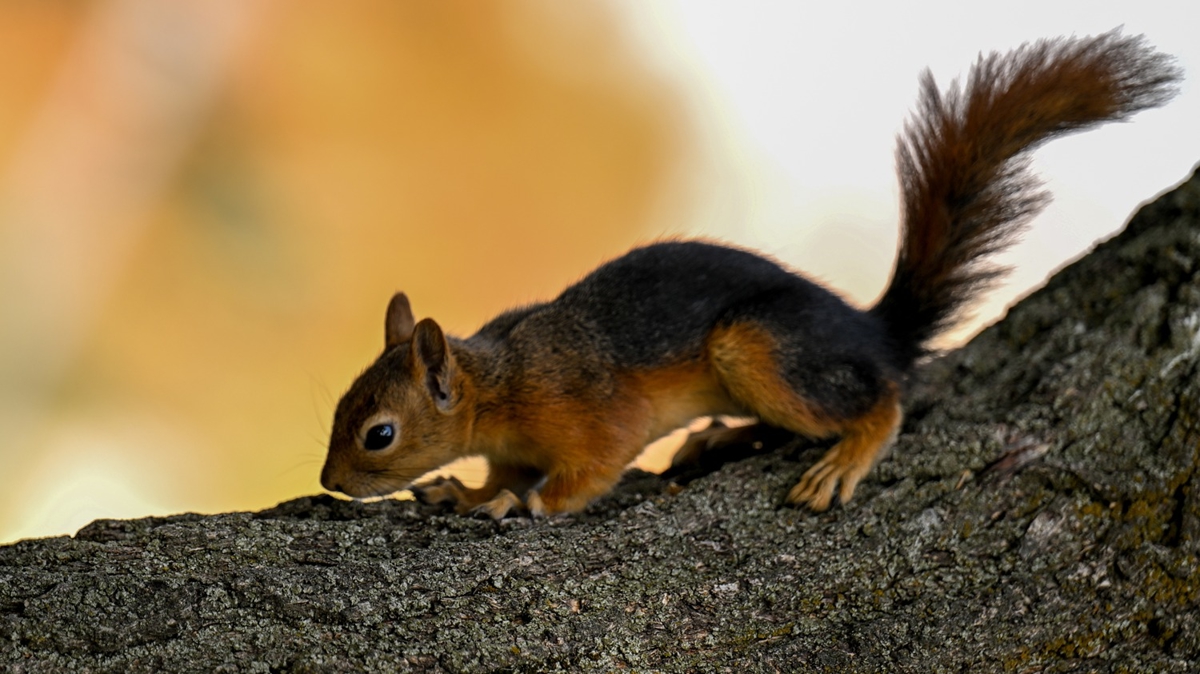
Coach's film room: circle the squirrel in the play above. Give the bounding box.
[320,31,1179,518]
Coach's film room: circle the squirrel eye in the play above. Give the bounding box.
[363,423,396,451]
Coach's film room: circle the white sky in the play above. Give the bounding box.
[618,0,1200,343]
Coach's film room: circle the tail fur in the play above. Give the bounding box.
[871,30,1181,368]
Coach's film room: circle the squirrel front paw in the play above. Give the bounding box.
[410,475,469,508]
[470,488,546,520]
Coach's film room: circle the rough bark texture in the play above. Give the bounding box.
[3,166,1200,673]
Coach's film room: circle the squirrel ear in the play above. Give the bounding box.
[385,292,415,348]
[412,318,459,412]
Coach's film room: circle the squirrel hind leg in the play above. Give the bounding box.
[706,321,901,510]
[786,391,901,511]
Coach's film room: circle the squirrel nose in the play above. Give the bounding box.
[319,464,340,493]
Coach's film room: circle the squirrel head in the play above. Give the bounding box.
[320,292,472,498]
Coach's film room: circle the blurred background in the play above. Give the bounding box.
[1,0,1196,543]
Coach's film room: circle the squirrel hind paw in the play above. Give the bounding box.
[788,395,900,511]
[787,463,842,512]
[786,446,872,512]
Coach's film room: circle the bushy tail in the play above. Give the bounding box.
[871,30,1180,368]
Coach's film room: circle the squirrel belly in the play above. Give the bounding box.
[320,31,1180,518]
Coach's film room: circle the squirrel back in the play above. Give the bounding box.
[872,31,1180,367]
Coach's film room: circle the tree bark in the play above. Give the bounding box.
[3,166,1199,673]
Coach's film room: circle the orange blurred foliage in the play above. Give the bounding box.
[0,1,694,539]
